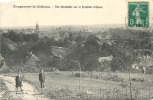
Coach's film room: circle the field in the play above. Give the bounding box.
[22,71,153,100]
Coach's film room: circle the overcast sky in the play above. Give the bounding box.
[1,0,153,27]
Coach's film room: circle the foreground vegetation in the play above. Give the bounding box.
[22,71,153,100]
[0,78,8,99]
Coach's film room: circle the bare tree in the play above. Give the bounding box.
[109,41,135,100]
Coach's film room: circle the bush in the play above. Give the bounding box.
[103,75,123,82]
[75,73,80,77]
[131,78,146,82]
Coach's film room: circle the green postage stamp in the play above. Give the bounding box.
[128,2,149,28]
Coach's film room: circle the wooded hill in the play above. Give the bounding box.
[1,28,153,73]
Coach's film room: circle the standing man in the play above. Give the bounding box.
[15,72,23,94]
[39,69,45,93]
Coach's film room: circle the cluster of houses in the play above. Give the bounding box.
[1,28,36,34]
[1,48,153,74]
[132,49,153,73]
[0,51,41,73]
[97,48,153,74]
[0,45,68,73]
[1,23,152,73]
[1,22,114,43]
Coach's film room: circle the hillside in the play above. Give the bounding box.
[1,36,18,51]
[1,27,153,73]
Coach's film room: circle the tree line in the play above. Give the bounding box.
[1,29,153,72]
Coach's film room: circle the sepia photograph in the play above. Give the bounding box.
[0,0,153,99]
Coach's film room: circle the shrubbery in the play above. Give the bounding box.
[2,30,39,43]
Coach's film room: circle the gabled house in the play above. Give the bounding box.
[50,46,69,70]
[24,52,39,73]
[0,55,13,73]
[51,55,62,60]
[139,57,153,74]
[0,55,4,63]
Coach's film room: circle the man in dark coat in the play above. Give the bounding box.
[39,69,45,88]
[15,72,23,93]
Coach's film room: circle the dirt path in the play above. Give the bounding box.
[0,78,6,99]
[0,75,49,100]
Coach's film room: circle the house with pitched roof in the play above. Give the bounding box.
[0,55,13,73]
[24,52,39,73]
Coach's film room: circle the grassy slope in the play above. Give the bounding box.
[0,78,9,99]
[23,72,153,100]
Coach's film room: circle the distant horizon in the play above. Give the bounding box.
[1,24,127,29]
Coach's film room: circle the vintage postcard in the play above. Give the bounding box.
[0,0,153,100]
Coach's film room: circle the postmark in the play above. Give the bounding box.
[125,1,153,35]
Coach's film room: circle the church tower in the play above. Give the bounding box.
[36,21,39,34]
